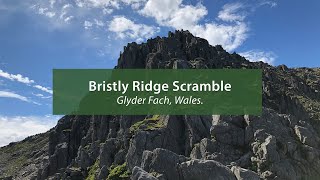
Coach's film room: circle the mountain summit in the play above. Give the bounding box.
[1,30,320,180]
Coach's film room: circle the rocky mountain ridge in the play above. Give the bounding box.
[0,30,320,180]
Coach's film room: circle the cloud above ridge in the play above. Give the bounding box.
[1,0,278,58]
[0,115,59,147]
[240,50,277,64]
[23,0,277,53]
[139,0,249,51]
[108,16,159,42]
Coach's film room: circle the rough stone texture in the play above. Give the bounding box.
[1,30,320,180]
[140,148,187,180]
[231,166,260,180]
[132,166,158,180]
[179,159,236,180]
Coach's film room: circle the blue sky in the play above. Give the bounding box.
[0,0,319,146]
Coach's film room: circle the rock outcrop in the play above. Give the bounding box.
[1,30,320,180]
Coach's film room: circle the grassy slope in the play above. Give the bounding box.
[0,132,49,178]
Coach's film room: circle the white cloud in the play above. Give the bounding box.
[0,115,59,147]
[75,0,146,9]
[218,3,246,22]
[38,7,56,18]
[49,0,56,8]
[62,4,73,9]
[260,1,277,8]
[239,50,276,64]
[59,4,74,23]
[122,0,147,6]
[0,90,41,105]
[108,16,159,41]
[166,5,208,29]
[126,0,146,10]
[94,19,104,27]
[84,20,93,29]
[103,8,113,14]
[192,22,248,52]
[32,93,51,99]
[32,93,44,97]
[64,16,74,23]
[140,1,249,51]
[0,69,34,84]
[84,19,104,29]
[0,90,29,102]
[0,69,52,94]
[28,0,275,53]
[33,85,53,94]
[139,0,208,28]
[75,0,120,9]
[140,0,183,25]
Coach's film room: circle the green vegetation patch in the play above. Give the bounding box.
[5,156,28,176]
[129,115,165,133]
[86,159,100,180]
[107,162,130,180]
[0,133,48,178]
